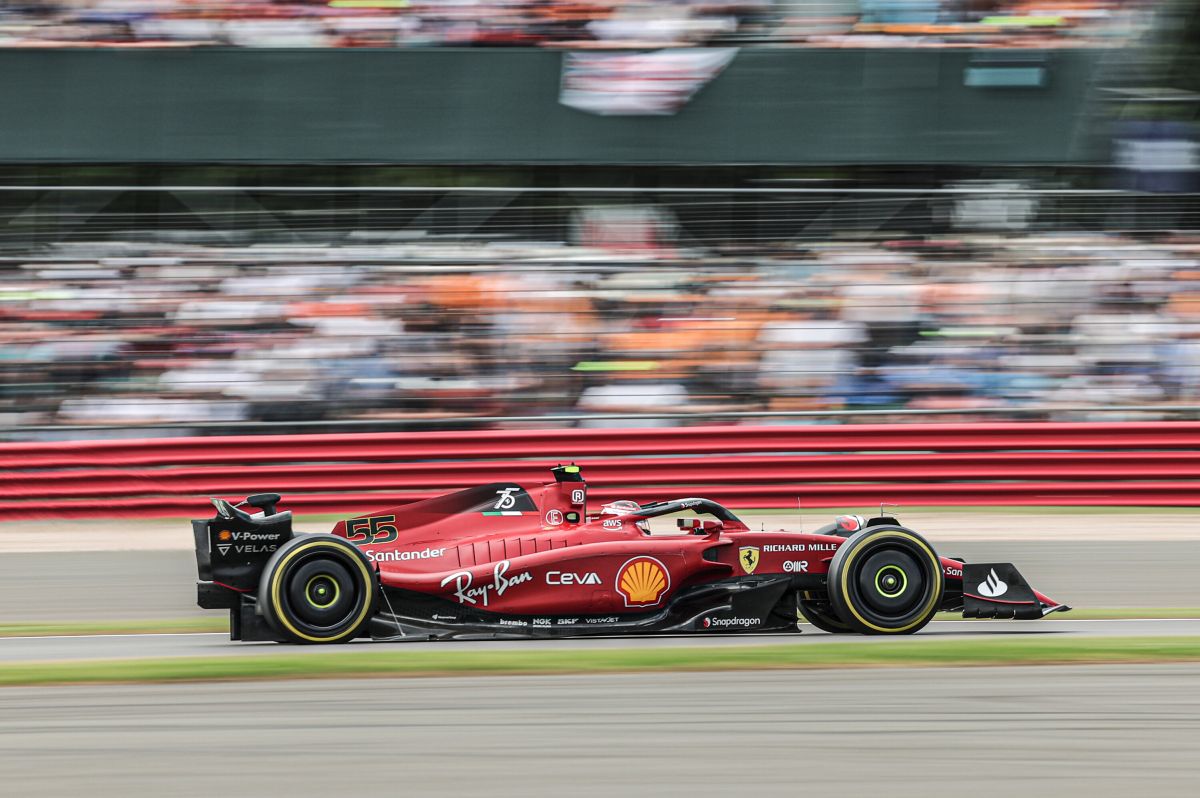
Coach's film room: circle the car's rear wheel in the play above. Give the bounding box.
[796,595,854,634]
[258,535,376,644]
[827,526,943,635]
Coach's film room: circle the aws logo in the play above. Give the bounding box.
[616,556,670,607]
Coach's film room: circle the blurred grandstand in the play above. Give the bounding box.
[0,0,1151,49]
[2,185,1200,440]
[2,0,1198,439]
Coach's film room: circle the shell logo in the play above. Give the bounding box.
[218,530,232,542]
[616,556,671,607]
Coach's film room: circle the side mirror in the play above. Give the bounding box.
[677,518,724,534]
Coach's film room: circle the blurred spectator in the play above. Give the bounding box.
[3,229,1200,437]
[0,0,1145,49]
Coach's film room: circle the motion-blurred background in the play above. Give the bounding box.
[2,0,1199,441]
[2,11,1200,798]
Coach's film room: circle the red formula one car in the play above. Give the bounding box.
[193,465,1069,643]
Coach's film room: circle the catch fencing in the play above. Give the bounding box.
[1,422,1197,519]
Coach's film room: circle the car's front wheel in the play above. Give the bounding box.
[796,595,854,634]
[826,526,944,635]
[258,535,376,644]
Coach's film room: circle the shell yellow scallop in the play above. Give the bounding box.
[617,557,670,607]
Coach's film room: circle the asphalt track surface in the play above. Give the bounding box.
[0,665,1196,797]
[2,618,1198,662]
[5,540,1199,622]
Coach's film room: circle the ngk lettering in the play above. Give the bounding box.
[532,618,551,627]
[366,547,446,563]
[441,560,533,607]
[546,571,602,586]
[493,488,520,510]
[782,560,809,573]
[762,544,806,553]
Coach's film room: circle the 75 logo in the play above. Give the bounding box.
[344,514,399,544]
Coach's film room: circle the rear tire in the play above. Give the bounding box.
[827,526,944,635]
[258,535,376,644]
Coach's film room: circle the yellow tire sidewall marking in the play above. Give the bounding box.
[838,530,943,634]
[270,540,373,642]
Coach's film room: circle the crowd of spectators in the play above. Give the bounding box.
[0,0,1145,49]
[2,230,1199,438]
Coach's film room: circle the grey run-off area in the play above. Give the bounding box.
[1,618,1198,662]
[0,666,1196,798]
[1,540,1195,623]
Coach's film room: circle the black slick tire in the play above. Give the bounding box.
[826,525,944,635]
[257,534,377,644]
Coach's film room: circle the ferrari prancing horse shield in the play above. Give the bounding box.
[739,546,759,574]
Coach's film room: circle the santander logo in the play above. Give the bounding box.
[977,568,1009,598]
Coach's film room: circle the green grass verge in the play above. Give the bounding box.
[2,636,1198,687]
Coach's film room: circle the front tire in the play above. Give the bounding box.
[827,526,944,635]
[258,535,377,644]
[796,596,854,634]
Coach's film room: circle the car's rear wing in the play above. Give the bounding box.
[194,497,294,610]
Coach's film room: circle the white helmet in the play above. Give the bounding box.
[600,500,650,533]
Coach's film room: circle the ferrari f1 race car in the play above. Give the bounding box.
[193,465,1069,643]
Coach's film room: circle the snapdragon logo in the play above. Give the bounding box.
[702,616,761,629]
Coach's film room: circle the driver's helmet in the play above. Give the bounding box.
[599,500,650,533]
